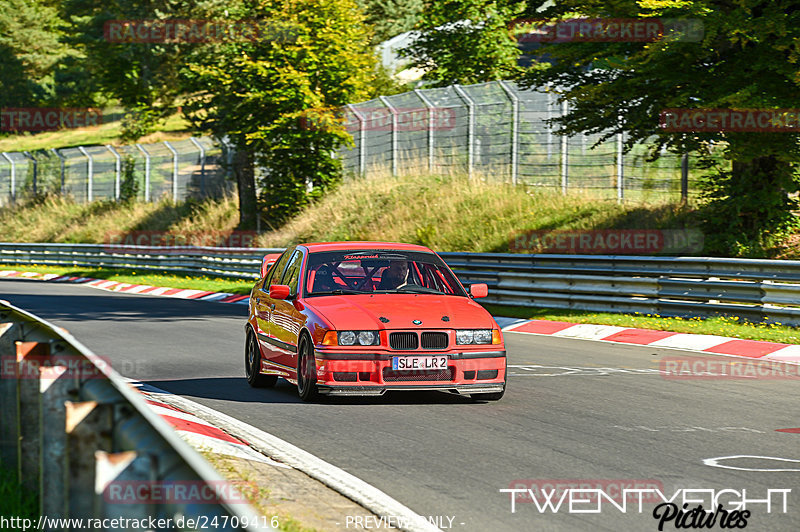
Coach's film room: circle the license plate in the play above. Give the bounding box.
[392,355,448,371]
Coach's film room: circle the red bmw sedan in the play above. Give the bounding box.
[245,242,506,402]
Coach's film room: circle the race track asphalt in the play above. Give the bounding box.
[3,279,799,531]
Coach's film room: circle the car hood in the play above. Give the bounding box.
[305,294,496,330]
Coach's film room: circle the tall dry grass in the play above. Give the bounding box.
[256,171,694,252]
[0,171,694,252]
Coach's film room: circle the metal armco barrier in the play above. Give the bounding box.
[0,300,266,530]
[3,243,800,325]
[439,252,800,325]
[0,242,279,280]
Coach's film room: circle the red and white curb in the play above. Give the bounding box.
[0,270,250,305]
[127,380,286,467]
[500,318,800,362]
[125,381,440,532]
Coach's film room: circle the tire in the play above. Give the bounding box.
[245,329,277,388]
[296,334,320,402]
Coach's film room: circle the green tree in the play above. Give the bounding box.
[59,0,190,139]
[519,0,800,256]
[401,0,523,86]
[0,0,68,108]
[183,0,376,228]
[357,0,425,44]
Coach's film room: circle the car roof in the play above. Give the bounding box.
[300,241,434,253]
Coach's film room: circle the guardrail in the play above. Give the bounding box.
[0,300,267,530]
[3,242,800,325]
[440,252,800,325]
[0,242,278,280]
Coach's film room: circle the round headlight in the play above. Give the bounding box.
[456,330,474,344]
[339,331,356,345]
[474,330,492,344]
[357,331,376,345]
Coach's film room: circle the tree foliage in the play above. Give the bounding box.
[357,0,425,44]
[59,0,194,138]
[402,0,523,86]
[183,0,376,227]
[0,0,69,107]
[519,0,800,255]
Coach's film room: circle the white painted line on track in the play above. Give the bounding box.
[146,385,442,532]
[703,455,800,472]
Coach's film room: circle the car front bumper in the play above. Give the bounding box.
[313,349,506,395]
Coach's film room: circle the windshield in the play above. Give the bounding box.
[303,250,467,298]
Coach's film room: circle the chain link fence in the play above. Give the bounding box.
[340,80,708,203]
[0,137,232,207]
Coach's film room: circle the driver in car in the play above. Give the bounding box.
[378,260,409,290]
[312,264,337,292]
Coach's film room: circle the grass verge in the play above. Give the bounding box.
[0,464,38,521]
[0,107,191,152]
[199,451,318,532]
[483,304,800,344]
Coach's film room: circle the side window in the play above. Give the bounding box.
[281,250,303,297]
[263,249,292,289]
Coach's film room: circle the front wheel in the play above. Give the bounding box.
[245,329,277,388]
[297,335,320,402]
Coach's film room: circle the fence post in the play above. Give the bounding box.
[346,105,366,176]
[135,144,151,202]
[378,96,398,176]
[681,153,689,204]
[498,81,520,185]
[414,90,436,173]
[163,141,179,201]
[23,152,37,196]
[2,152,16,203]
[51,149,66,196]
[189,137,206,195]
[77,147,93,202]
[106,146,121,200]
[616,131,624,203]
[453,85,475,178]
[546,84,553,161]
[560,100,569,194]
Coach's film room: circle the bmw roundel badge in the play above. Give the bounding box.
[413,319,422,325]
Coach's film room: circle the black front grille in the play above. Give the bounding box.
[334,372,357,382]
[463,370,476,380]
[421,332,448,350]
[389,332,419,350]
[476,369,499,380]
[383,367,455,382]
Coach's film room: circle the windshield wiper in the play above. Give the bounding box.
[312,289,369,295]
[395,285,443,294]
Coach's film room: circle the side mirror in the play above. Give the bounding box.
[269,284,291,300]
[469,283,488,299]
[261,253,281,278]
